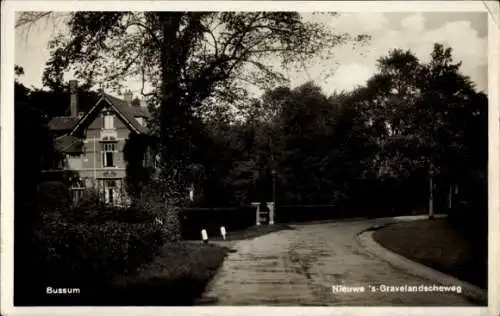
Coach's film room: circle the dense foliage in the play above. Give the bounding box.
[192,44,487,216]
[23,182,170,304]
[13,77,175,304]
[25,11,369,185]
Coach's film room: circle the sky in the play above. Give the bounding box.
[15,11,488,98]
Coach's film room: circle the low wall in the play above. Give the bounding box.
[178,204,443,239]
[179,206,255,240]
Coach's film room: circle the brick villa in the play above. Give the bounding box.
[47,80,154,205]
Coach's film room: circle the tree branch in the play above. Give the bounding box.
[125,21,162,48]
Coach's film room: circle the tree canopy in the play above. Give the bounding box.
[15,13,486,219]
[194,43,487,213]
[18,11,370,182]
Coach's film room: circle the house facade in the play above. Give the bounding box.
[48,80,153,205]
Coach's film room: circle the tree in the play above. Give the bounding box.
[276,83,333,203]
[14,66,72,301]
[349,44,487,218]
[414,43,486,217]
[122,133,157,201]
[18,11,369,188]
[14,67,64,206]
[356,50,427,213]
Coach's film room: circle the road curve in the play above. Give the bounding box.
[199,218,478,306]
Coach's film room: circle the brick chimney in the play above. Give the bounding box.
[69,80,78,117]
[124,89,133,104]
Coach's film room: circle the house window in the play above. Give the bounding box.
[154,153,161,169]
[70,180,85,205]
[102,179,117,205]
[103,114,114,129]
[136,117,144,126]
[102,143,116,168]
[107,180,116,205]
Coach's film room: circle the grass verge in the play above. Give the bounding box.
[105,242,229,305]
[17,242,230,306]
[106,224,291,305]
[372,218,487,289]
[20,224,289,305]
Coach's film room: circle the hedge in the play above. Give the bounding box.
[177,203,436,239]
[66,205,156,224]
[31,216,165,290]
[36,181,71,213]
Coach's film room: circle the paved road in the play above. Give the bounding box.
[200,218,476,306]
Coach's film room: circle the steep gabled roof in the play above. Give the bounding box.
[69,92,150,136]
[48,116,80,132]
[54,135,84,154]
[129,105,150,118]
[102,93,150,133]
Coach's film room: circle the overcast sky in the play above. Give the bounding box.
[15,11,488,98]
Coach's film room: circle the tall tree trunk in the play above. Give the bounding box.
[448,183,453,211]
[159,13,188,184]
[159,13,206,189]
[428,173,434,219]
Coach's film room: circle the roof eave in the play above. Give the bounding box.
[69,94,142,136]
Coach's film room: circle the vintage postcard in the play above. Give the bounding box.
[1,1,499,316]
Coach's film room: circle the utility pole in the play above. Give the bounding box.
[272,169,276,213]
[269,134,276,223]
[429,169,434,219]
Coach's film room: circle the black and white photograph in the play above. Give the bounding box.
[1,1,499,315]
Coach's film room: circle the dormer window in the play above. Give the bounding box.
[136,117,144,126]
[103,114,114,129]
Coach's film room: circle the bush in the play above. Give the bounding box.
[63,188,156,224]
[134,177,183,242]
[36,181,71,213]
[32,216,165,290]
[65,188,106,222]
[101,207,156,223]
[23,179,180,304]
[62,177,183,240]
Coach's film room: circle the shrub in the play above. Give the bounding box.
[69,204,155,224]
[32,217,165,290]
[36,181,71,213]
[100,206,155,223]
[65,187,152,224]
[65,178,182,241]
[66,188,107,222]
[27,182,173,303]
[134,177,183,242]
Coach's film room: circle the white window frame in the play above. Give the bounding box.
[102,179,116,205]
[102,142,116,168]
[70,180,85,205]
[154,153,161,169]
[103,114,114,129]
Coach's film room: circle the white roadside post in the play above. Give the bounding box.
[189,184,194,202]
[220,226,227,240]
[201,229,208,244]
[267,202,275,225]
[155,217,163,226]
[251,202,261,226]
